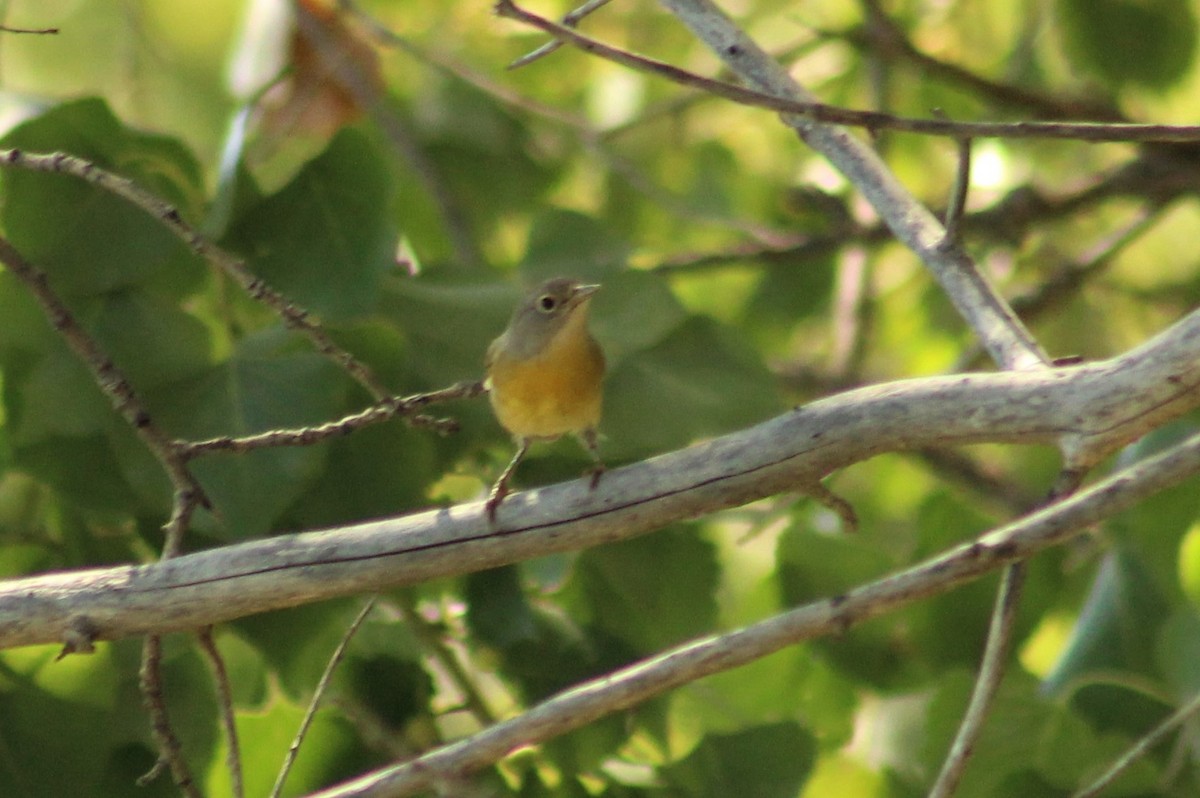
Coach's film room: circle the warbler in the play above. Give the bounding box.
[484,277,606,520]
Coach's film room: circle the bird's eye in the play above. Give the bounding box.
[538,294,557,312]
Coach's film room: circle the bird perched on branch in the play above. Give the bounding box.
[484,277,605,521]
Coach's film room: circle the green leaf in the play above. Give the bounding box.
[662,722,816,798]
[910,670,1159,797]
[1058,0,1198,89]
[1043,547,1171,695]
[208,694,360,797]
[225,128,397,321]
[146,334,348,538]
[563,525,719,653]
[466,565,540,650]
[286,421,437,527]
[588,270,688,364]
[1158,609,1200,700]
[520,209,630,285]
[0,98,207,298]
[382,277,515,385]
[603,316,783,460]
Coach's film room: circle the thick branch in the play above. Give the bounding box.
[314,429,1200,797]
[1,310,1197,651]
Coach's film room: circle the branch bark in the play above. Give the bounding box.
[312,427,1200,798]
[2,309,1197,652]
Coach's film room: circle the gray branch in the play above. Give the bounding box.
[1,309,1197,651]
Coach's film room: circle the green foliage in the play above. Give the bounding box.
[0,1,1199,797]
[1058,0,1198,89]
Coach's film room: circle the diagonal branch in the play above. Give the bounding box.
[1,308,1197,650]
[308,428,1200,798]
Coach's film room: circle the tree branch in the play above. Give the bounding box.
[650,0,1046,371]
[309,428,1200,798]
[2,309,1197,651]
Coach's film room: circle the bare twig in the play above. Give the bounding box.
[0,24,58,34]
[928,561,1027,798]
[493,1,1200,145]
[139,635,201,796]
[828,247,872,382]
[307,430,1200,798]
[1072,690,1200,798]
[271,599,376,798]
[177,381,486,458]
[508,0,616,69]
[943,133,972,246]
[198,628,244,798]
[648,0,1046,367]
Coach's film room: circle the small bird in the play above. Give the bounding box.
[484,277,606,521]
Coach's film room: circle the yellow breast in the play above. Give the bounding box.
[487,312,604,440]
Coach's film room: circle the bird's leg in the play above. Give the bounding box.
[580,427,605,489]
[486,438,530,522]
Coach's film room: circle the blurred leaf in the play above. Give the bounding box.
[1058,0,1197,89]
[147,333,348,538]
[0,98,207,298]
[915,670,1160,797]
[662,722,816,798]
[603,316,782,460]
[520,209,629,285]
[466,565,540,650]
[589,270,688,364]
[1063,678,1173,740]
[1156,608,1200,697]
[776,525,906,686]
[232,598,363,700]
[286,420,437,527]
[339,653,433,731]
[226,128,397,321]
[563,525,719,654]
[417,77,558,228]
[382,276,515,385]
[1043,547,1171,696]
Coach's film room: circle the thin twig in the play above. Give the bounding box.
[827,247,872,383]
[855,0,1121,122]
[952,209,1162,372]
[493,0,1200,145]
[271,598,377,798]
[508,0,616,69]
[942,133,972,246]
[651,0,1047,370]
[198,627,244,798]
[1072,690,1200,798]
[0,149,393,400]
[177,381,486,458]
[0,24,58,34]
[0,236,206,516]
[138,635,202,796]
[928,561,1027,798]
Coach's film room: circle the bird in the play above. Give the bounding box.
[484,277,606,521]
